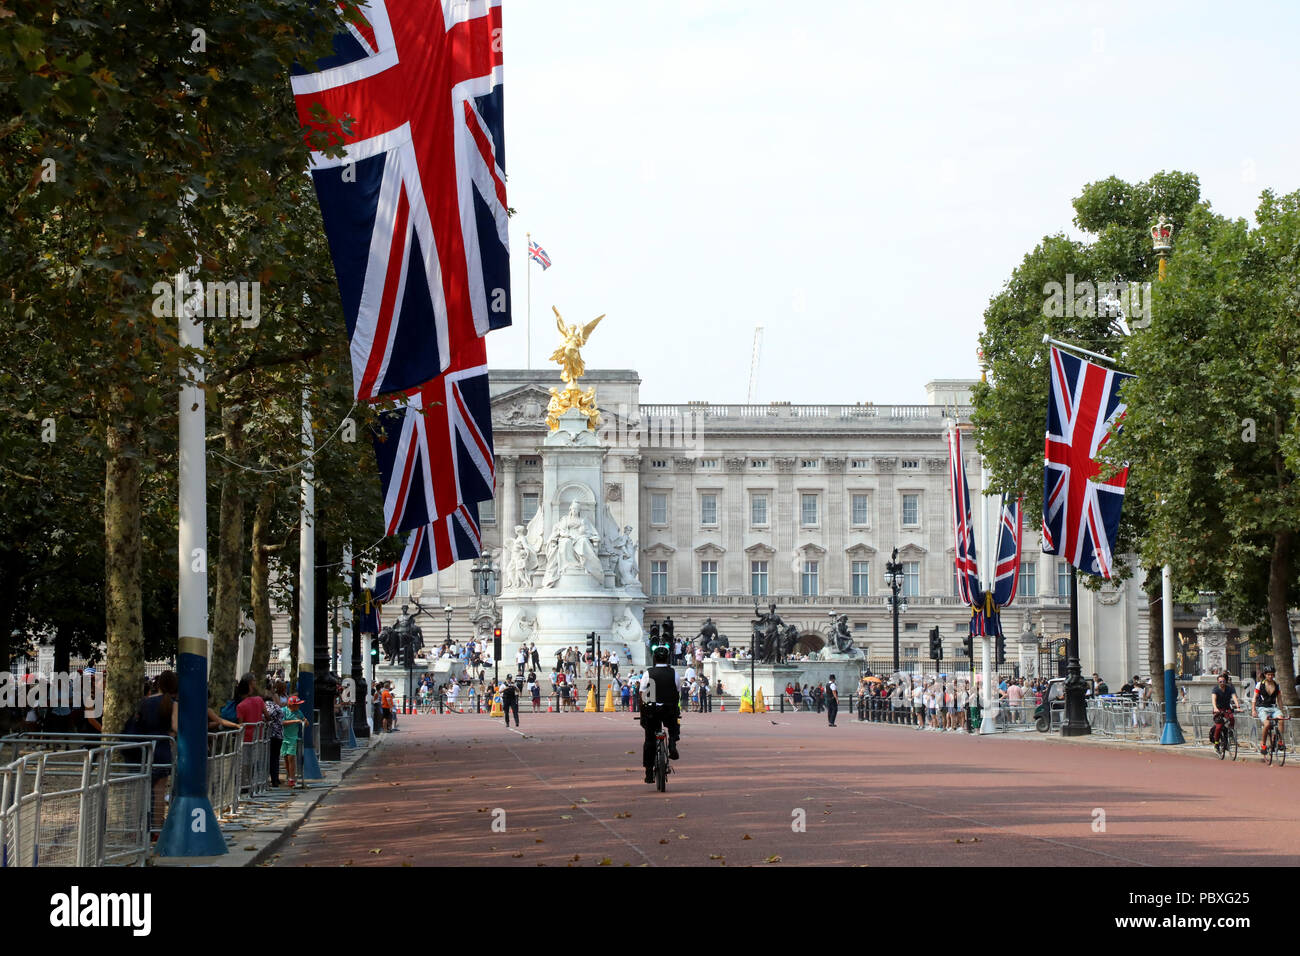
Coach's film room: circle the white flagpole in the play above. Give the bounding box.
[298,389,322,779]
[526,231,532,370]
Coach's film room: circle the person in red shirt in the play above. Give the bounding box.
[234,674,265,743]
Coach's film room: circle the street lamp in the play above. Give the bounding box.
[1150,213,1185,745]
[444,603,453,647]
[884,549,907,673]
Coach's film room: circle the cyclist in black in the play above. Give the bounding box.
[1209,672,1239,745]
[638,643,681,783]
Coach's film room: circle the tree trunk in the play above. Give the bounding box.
[249,481,276,681]
[209,403,246,708]
[103,421,144,734]
[1145,570,1164,705]
[1268,530,1297,707]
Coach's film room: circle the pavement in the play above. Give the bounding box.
[151,732,386,868]
[255,707,1298,867]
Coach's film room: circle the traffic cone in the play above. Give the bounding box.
[490,694,504,718]
[584,687,597,712]
[547,704,553,712]
[720,701,725,712]
[603,685,616,712]
[755,687,767,714]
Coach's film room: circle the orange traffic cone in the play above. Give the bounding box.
[720,701,725,711]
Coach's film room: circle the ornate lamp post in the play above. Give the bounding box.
[1149,213,1185,744]
[884,549,907,673]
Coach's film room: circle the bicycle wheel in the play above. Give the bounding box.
[1278,731,1286,767]
[1227,728,1238,762]
[655,748,667,791]
[1266,731,1276,765]
[1215,732,1226,759]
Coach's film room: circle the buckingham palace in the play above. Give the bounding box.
[384,368,1164,684]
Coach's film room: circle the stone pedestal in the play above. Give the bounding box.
[702,659,863,701]
[1196,608,1228,678]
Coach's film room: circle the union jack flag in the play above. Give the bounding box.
[992,498,1023,608]
[393,503,483,582]
[370,335,494,536]
[372,566,398,605]
[292,0,510,402]
[947,426,980,606]
[1042,346,1133,579]
[528,239,550,270]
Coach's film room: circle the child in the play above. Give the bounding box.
[281,695,307,788]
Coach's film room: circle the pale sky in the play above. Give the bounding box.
[491,0,1300,405]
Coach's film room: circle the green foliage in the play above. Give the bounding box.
[1106,191,1300,643]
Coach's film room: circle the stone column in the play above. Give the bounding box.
[724,457,746,594]
[825,457,846,595]
[499,455,518,539]
[775,457,796,593]
[673,457,694,593]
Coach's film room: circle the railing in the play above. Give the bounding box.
[637,404,972,423]
[1,742,154,867]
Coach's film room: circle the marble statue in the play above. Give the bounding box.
[612,607,643,644]
[504,524,538,590]
[542,500,604,587]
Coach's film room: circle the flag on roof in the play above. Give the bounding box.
[292,0,510,402]
[528,239,550,270]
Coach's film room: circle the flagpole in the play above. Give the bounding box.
[157,274,225,857]
[1041,334,1116,366]
[298,389,323,780]
[526,231,531,370]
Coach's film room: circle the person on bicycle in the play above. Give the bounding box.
[1209,672,1240,745]
[638,643,681,783]
[1253,665,1284,753]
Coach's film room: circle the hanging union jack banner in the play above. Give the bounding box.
[370,335,495,537]
[1042,346,1134,580]
[394,503,483,585]
[947,426,980,606]
[992,498,1023,607]
[292,0,510,402]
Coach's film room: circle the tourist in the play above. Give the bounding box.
[264,687,284,787]
[281,695,307,789]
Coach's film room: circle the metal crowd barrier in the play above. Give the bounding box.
[206,729,241,817]
[1,741,154,867]
[238,722,269,798]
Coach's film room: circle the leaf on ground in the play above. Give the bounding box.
[676,813,686,818]
[709,854,724,860]
[677,834,689,840]
[535,839,544,844]
[370,848,383,855]
[625,750,635,754]
[658,838,669,845]
[560,815,573,820]
[765,854,782,863]
[578,797,589,803]
[598,857,612,866]
[571,854,581,861]
[615,812,632,819]
[742,834,752,840]
[477,807,489,812]
[511,852,524,858]
[400,861,412,867]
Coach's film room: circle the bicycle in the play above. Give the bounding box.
[654,727,672,791]
[1212,710,1238,761]
[1261,715,1287,766]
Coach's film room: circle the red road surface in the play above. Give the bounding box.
[267,710,1299,867]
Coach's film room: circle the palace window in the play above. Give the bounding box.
[651,493,668,525]
[751,560,769,596]
[1021,561,1037,597]
[651,561,669,597]
[851,493,870,526]
[801,494,819,527]
[700,493,718,526]
[521,493,540,523]
[1057,560,1072,596]
[751,493,768,526]
[901,493,920,526]
[852,561,870,596]
[903,561,920,597]
[801,560,819,596]
[700,560,719,596]
[479,497,496,524]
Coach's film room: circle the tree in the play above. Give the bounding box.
[1107,191,1300,704]
[973,171,1202,699]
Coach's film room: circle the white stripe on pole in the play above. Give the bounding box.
[299,391,315,672]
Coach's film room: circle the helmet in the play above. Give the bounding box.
[1264,664,1276,675]
[652,644,670,664]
